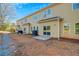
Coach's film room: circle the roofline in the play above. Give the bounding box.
[39,16,63,23]
[16,17,26,22]
[16,3,63,22]
[26,3,63,17]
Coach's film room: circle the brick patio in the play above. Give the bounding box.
[9,34,79,56]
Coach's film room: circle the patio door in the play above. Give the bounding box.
[43,26,51,36]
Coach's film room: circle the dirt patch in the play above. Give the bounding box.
[9,33,79,56]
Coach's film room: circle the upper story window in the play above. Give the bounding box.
[33,15,38,20]
[73,3,79,10]
[32,14,40,20]
[25,19,27,22]
[43,8,52,17]
[47,9,51,15]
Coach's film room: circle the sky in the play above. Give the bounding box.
[10,3,50,23]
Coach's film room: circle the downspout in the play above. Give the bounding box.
[29,23,30,34]
[58,18,60,40]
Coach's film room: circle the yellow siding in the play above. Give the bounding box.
[17,3,79,39]
[39,20,59,38]
[51,3,79,39]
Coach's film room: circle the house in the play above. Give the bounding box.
[16,3,79,40]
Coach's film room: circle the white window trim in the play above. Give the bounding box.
[74,24,76,35]
[42,8,52,18]
[72,3,74,11]
[63,23,71,34]
[74,23,79,35]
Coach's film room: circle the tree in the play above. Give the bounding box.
[0,3,16,25]
[0,21,11,31]
[0,21,16,32]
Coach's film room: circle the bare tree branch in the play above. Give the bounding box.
[0,3,16,25]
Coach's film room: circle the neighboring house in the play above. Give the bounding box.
[16,3,79,39]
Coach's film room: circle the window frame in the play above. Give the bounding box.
[32,14,40,20]
[75,23,79,34]
[43,8,52,18]
[47,26,50,30]
[72,3,79,10]
[43,26,51,35]
[43,26,47,30]
[37,26,38,31]
[43,32,51,35]
[63,23,70,33]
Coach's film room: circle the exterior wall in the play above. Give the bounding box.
[52,3,79,39]
[39,20,59,38]
[17,3,79,39]
[22,25,29,34]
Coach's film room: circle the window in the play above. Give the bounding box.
[73,3,79,10]
[43,32,47,35]
[47,9,51,15]
[34,26,35,30]
[33,15,37,20]
[43,26,50,30]
[32,14,40,20]
[47,32,51,35]
[43,9,52,17]
[17,25,21,29]
[43,26,47,30]
[43,11,47,17]
[47,26,50,30]
[37,26,38,31]
[32,26,39,31]
[43,32,51,35]
[75,23,79,34]
[24,28,26,31]
[64,23,70,32]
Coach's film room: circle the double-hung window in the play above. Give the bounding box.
[73,3,79,10]
[43,8,52,18]
[33,15,38,20]
[64,23,70,32]
[75,23,79,34]
[32,14,41,21]
[32,26,39,31]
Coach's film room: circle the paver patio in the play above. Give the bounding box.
[9,33,79,56]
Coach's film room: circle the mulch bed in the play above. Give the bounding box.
[60,38,79,44]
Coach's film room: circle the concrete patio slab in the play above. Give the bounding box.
[33,35,52,40]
